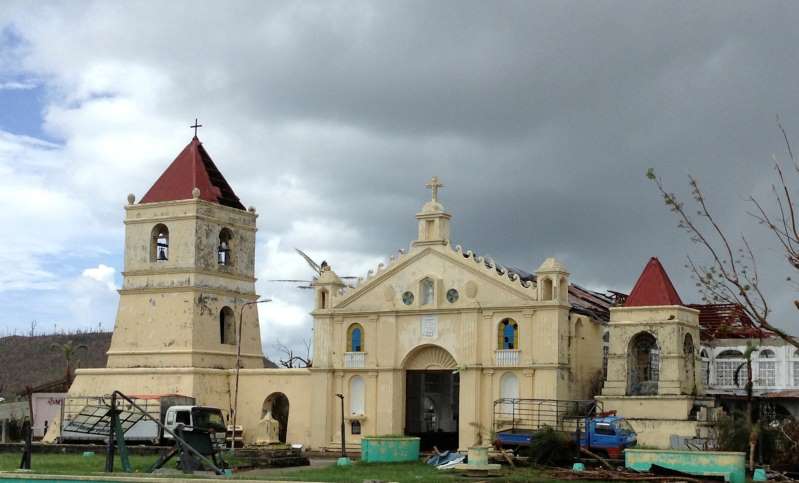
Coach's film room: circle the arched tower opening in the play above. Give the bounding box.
[627,332,660,395]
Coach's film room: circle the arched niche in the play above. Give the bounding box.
[263,392,289,443]
[219,307,235,345]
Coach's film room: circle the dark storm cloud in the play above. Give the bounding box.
[228,0,799,329]
[4,0,799,336]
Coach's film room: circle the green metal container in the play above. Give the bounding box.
[625,448,746,483]
[361,436,420,463]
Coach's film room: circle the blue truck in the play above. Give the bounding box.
[492,399,637,459]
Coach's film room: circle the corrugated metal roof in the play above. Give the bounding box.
[688,303,771,341]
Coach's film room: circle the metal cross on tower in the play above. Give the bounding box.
[425,176,444,202]
[190,118,203,137]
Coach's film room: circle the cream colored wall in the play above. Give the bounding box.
[596,395,696,420]
[67,368,232,420]
[65,196,266,445]
[603,305,702,397]
[569,315,604,400]
[626,419,703,448]
[598,304,708,449]
[229,369,316,446]
[108,198,262,369]
[307,244,604,450]
[318,248,578,372]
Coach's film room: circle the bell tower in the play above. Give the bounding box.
[106,136,264,369]
[596,257,711,448]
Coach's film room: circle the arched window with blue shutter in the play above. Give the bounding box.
[498,319,519,350]
[347,323,364,352]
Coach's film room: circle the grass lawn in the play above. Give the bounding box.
[262,461,576,482]
[0,452,160,475]
[0,453,584,482]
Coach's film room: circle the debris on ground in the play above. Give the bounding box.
[424,449,465,469]
[548,466,709,482]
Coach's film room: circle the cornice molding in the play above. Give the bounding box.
[122,267,256,283]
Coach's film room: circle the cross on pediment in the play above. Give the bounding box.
[426,176,443,202]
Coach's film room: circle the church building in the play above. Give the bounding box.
[63,135,632,451]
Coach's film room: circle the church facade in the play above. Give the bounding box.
[64,136,609,451]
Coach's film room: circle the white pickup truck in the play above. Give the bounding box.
[60,394,226,445]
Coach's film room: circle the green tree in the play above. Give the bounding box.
[50,340,88,383]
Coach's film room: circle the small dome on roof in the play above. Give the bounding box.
[316,265,344,286]
[536,257,568,273]
[422,200,445,213]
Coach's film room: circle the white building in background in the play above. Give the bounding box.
[700,341,798,391]
[692,304,799,419]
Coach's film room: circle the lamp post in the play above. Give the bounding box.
[335,393,348,463]
[230,298,271,451]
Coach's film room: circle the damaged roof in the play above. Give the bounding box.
[688,303,772,341]
[140,136,246,210]
[569,284,614,322]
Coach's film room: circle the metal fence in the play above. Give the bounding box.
[492,398,601,434]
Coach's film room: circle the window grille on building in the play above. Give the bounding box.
[758,349,776,386]
[715,360,747,387]
[759,361,776,386]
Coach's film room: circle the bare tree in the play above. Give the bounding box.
[27,320,37,337]
[647,118,799,350]
[270,338,312,368]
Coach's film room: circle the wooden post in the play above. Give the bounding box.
[19,386,33,470]
[105,393,116,473]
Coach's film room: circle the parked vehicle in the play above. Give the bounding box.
[60,394,226,445]
[163,405,227,446]
[492,398,636,458]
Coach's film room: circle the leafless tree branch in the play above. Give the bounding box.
[270,338,312,368]
[647,137,799,351]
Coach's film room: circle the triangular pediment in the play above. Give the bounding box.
[332,244,537,311]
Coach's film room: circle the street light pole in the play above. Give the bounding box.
[230,298,271,451]
[336,393,346,458]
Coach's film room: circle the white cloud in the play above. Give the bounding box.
[0,80,36,90]
[0,130,113,291]
[66,268,118,330]
[81,264,117,291]
[256,230,385,358]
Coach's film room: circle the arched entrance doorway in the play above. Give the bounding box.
[263,392,289,443]
[402,345,459,451]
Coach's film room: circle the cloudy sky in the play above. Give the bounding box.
[1,1,799,357]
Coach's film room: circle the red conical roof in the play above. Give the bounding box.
[624,257,683,307]
[140,137,245,210]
